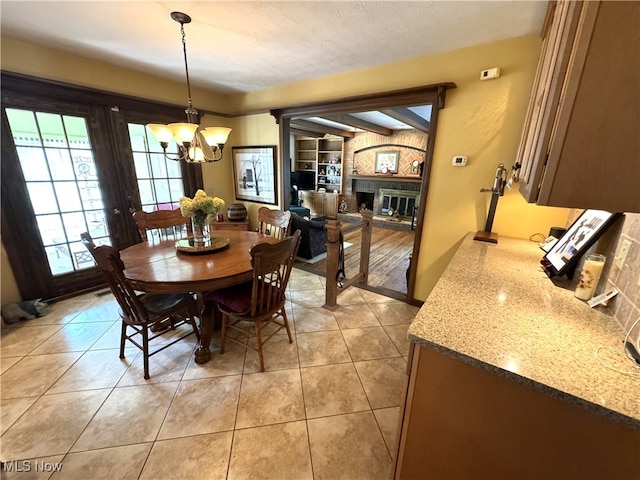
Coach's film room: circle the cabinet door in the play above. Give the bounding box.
[538,0,640,212]
[312,193,325,216]
[516,0,581,201]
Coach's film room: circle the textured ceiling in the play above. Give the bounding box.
[1,1,547,94]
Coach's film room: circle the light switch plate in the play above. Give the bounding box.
[614,238,632,269]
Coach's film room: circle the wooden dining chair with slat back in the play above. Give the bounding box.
[132,208,190,243]
[257,207,292,239]
[80,232,200,379]
[206,230,301,372]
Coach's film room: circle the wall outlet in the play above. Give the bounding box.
[614,238,632,269]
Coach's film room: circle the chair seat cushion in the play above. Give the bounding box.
[204,282,252,315]
[140,293,193,313]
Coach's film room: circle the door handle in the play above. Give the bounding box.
[113,208,121,215]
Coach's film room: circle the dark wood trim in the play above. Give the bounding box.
[270,83,456,120]
[272,82,456,304]
[0,71,230,119]
[278,117,291,208]
[351,175,423,183]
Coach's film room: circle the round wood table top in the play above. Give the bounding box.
[120,230,279,294]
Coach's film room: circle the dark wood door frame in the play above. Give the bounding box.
[270,83,456,304]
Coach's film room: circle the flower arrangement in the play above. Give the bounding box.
[179,189,225,228]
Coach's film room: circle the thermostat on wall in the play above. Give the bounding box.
[452,155,467,166]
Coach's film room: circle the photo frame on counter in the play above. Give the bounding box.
[541,209,622,278]
[232,145,277,205]
[375,151,399,173]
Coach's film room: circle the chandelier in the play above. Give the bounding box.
[146,12,231,163]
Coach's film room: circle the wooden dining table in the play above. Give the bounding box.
[120,230,280,364]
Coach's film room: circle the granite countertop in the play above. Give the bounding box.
[408,233,639,428]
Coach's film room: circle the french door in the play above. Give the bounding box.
[1,73,202,300]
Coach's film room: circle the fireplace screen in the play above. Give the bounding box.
[378,189,419,217]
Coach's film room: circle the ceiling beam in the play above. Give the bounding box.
[290,119,355,138]
[290,127,324,138]
[319,113,394,136]
[380,108,430,133]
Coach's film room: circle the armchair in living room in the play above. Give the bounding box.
[290,212,328,259]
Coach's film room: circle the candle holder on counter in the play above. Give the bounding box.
[574,254,606,300]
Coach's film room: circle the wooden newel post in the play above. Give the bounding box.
[324,219,341,310]
[359,210,372,283]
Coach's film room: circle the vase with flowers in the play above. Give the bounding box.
[179,189,225,244]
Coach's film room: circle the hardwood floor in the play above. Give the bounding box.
[294,226,415,295]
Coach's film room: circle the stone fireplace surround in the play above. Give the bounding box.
[351,176,421,217]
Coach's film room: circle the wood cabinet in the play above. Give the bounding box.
[298,190,343,219]
[208,218,249,231]
[294,136,344,193]
[393,344,639,479]
[516,0,639,212]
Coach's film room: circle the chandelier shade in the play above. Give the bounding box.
[146,12,231,163]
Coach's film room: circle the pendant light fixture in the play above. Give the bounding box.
[146,11,231,163]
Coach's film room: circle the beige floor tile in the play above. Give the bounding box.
[1,396,39,435]
[46,348,138,394]
[368,301,417,326]
[336,287,366,305]
[342,326,401,361]
[1,352,83,399]
[243,334,299,373]
[1,325,62,358]
[228,421,312,480]
[88,321,123,351]
[0,455,64,480]
[373,406,401,455]
[333,304,380,329]
[71,382,179,452]
[30,321,114,355]
[158,375,241,439]
[1,389,111,460]
[296,331,351,367]
[67,300,121,324]
[183,341,247,380]
[307,411,392,480]
[383,324,411,356]
[1,356,22,374]
[140,432,233,480]
[300,363,370,418]
[288,289,326,309]
[52,443,151,480]
[116,338,195,386]
[354,357,406,409]
[289,271,324,291]
[236,369,304,429]
[292,307,339,333]
[360,289,399,304]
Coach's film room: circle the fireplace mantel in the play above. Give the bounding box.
[351,175,422,183]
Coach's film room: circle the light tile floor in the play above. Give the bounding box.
[0,268,418,480]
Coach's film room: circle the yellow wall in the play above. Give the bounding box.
[0,33,569,303]
[228,34,569,298]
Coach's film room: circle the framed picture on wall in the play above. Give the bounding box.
[232,145,278,205]
[375,151,399,173]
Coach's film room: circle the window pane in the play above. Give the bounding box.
[27,182,58,214]
[150,154,167,178]
[78,180,104,210]
[166,157,182,177]
[16,147,50,181]
[47,148,75,181]
[63,115,91,150]
[61,212,88,243]
[36,214,66,245]
[86,210,108,238]
[55,181,82,212]
[138,179,155,205]
[70,150,97,179]
[45,245,73,275]
[169,179,184,204]
[36,112,68,148]
[154,179,172,204]
[6,109,41,146]
[128,124,148,152]
[133,152,151,178]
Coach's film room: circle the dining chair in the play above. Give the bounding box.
[80,232,200,379]
[206,230,301,372]
[132,208,190,243]
[257,207,292,239]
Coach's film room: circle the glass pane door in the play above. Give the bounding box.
[5,108,112,276]
[128,123,185,212]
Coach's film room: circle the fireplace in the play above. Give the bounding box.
[356,192,374,211]
[351,176,421,216]
[378,189,419,218]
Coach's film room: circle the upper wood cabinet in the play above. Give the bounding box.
[516,0,639,213]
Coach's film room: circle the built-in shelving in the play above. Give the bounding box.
[294,136,344,193]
